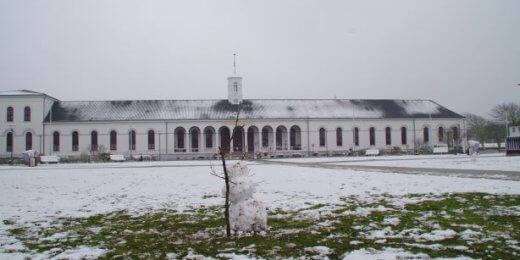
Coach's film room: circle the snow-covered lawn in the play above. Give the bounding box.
[327,154,520,172]
[1,155,519,258]
[1,158,518,223]
[272,153,477,163]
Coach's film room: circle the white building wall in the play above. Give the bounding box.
[0,95,55,157]
[4,116,466,159]
[2,94,466,159]
[306,118,464,154]
[43,121,168,157]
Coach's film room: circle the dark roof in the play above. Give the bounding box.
[44,99,463,122]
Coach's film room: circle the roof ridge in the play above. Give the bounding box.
[57,98,435,102]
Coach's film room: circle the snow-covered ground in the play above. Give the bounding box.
[271,153,520,172]
[272,154,474,163]
[0,154,519,258]
[1,156,519,224]
[329,154,520,171]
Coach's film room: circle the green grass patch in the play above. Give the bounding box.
[5,193,520,259]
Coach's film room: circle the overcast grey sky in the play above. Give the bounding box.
[0,0,519,116]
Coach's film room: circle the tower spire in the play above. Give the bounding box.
[233,53,236,75]
[227,53,243,104]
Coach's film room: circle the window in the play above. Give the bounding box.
[233,82,238,92]
[72,131,79,151]
[25,132,32,150]
[53,131,60,152]
[401,127,407,145]
[190,127,200,152]
[354,127,359,146]
[247,127,258,152]
[204,127,214,148]
[438,127,444,142]
[290,126,301,150]
[110,131,117,151]
[175,127,186,152]
[219,127,231,153]
[336,127,343,146]
[6,132,13,152]
[262,130,268,147]
[262,126,272,147]
[24,106,31,121]
[385,127,391,145]
[91,131,98,152]
[319,128,326,147]
[7,107,13,122]
[129,130,136,150]
[423,127,429,143]
[148,130,155,150]
[275,126,287,150]
[369,127,375,146]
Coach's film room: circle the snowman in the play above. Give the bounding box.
[223,162,267,233]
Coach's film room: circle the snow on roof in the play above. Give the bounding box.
[44,99,463,122]
[0,89,58,100]
[0,89,45,96]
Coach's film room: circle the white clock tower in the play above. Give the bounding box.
[227,76,243,105]
[227,54,243,105]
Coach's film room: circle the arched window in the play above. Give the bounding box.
[204,127,215,148]
[290,125,301,150]
[369,127,376,146]
[336,127,343,146]
[91,131,98,152]
[247,126,259,152]
[175,127,186,152]
[7,107,13,122]
[110,131,117,151]
[423,127,429,143]
[25,132,32,150]
[319,128,326,147]
[275,126,287,150]
[219,127,231,153]
[353,127,359,146]
[148,130,155,150]
[262,126,272,148]
[190,127,200,152]
[129,130,136,150]
[6,132,13,152]
[401,127,407,145]
[438,127,444,142]
[72,131,79,151]
[232,126,244,152]
[53,131,60,152]
[385,127,391,145]
[24,106,31,122]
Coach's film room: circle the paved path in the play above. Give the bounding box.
[258,159,520,181]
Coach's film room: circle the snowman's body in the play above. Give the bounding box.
[223,162,267,232]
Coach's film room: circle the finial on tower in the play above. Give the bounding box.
[233,53,237,75]
[227,53,243,104]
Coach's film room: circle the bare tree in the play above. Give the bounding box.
[464,113,489,143]
[210,107,243,238]
[490,102,520,125]
[484,121,507,147]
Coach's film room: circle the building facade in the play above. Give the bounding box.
[0,77,466,160]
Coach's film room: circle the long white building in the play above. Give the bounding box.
[0,76,466,160]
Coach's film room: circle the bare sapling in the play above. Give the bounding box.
[210,108,243,238]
